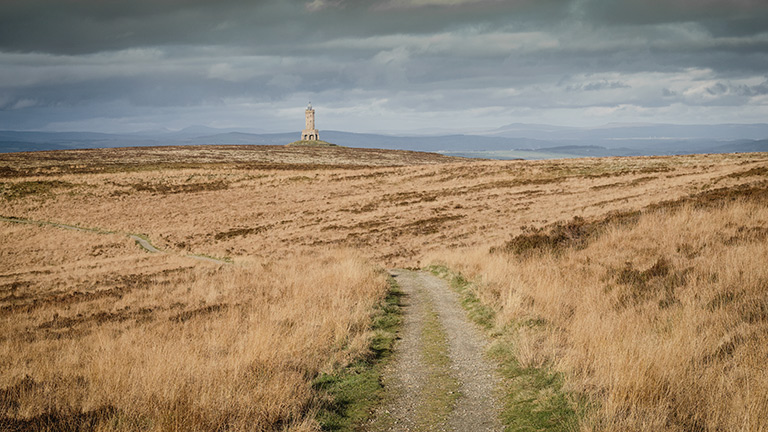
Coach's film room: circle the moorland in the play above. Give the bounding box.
[1,144,767,431]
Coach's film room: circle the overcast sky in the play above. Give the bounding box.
[1,0,767,134]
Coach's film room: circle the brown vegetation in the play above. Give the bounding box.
[1,221,387,430]
[0,145,460,178]
[429,186,768,431]
[3,147,765,268]
[1,145,767,430]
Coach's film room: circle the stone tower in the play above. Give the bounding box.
[301,102,319,141]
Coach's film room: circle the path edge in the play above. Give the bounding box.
[312,271,404,430]
[426,264,588,432]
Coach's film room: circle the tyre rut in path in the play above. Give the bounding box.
[369,269,502,431]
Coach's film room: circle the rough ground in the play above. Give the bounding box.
[0,145,461,176]
[3,148,764,268]
[370,270,502,431]
[1,215,228,264]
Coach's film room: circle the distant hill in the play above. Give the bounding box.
[706,140,768,154]
[1,123,766,159]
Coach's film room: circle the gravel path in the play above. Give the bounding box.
[370,269,502,431]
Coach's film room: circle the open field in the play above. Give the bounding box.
[430,193,768,431]
[0,145,461,178]
[1,222,387,430]
[2,145,767,430]
[3,146,765,267]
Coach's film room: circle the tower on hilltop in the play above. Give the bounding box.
[301,102,319,141]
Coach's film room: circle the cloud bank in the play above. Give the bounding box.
[1,0,767,132]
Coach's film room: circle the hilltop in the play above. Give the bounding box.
[285,139,338,147]
[0,144,462,178]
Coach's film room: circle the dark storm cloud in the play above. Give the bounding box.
[576,0,768,29]
[0,0,299,54]
[2,0,766,60]
[1,0,767,131]
[0,0,567,55]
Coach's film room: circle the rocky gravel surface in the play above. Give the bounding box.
[370,270,502,431]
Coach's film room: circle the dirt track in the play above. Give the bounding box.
[370,270,502,431]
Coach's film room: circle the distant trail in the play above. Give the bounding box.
[128,234,163,253]
[369,270,502,431]
[1,215,229,264]
[0,215,105,233]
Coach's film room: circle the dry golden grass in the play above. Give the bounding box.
[429,197,768,431]
[2,145,768,430]
[3,147,766,267]
[0,145,460,178]
[1,221,387,430]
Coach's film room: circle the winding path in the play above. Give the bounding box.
[1,216,229,264]
[3,216,501,429]
[370,270,502,431]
